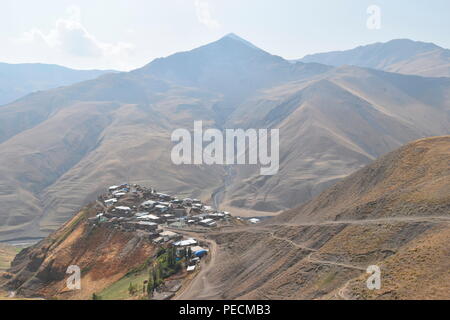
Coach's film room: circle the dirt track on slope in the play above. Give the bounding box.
[170,215,450,300]
[173,230,222,300]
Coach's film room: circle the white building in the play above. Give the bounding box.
[104,198,118,206]
[249,218,261,224]
[160,231,180,241]
[113,192,127,198]
[199,218,217,227]
[141,200,156,207]
[187,265,196,272]
[137,214,161,223]
[174,238,197,247]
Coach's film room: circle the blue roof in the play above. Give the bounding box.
[194,250,208,257]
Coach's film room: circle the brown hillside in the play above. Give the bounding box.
[189,137,450,300]
[275,136,450,224]
[2,137,449,300]
[2,36,450,242]
[1,203,156,300]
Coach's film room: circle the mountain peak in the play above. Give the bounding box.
[222,32,241,39]
[219,33,264,52]
[138,33,281,81]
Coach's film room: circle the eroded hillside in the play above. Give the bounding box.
[191,136,450,300]
[1,203,157,299]
[0,185,236,300]
[2,137,449,300]
[2,35,450,242]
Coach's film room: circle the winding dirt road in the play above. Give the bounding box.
[171,215,448,299]
[173,230,222,300]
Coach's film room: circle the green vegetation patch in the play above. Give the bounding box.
[98,246,188,300]
[98,270,149,300]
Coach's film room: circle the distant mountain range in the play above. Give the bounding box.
[297,39,450,77]
[1,34,450,242]
[0,63,116,105]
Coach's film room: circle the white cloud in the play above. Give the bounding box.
[18,6,134,69]
[194,0,220,29]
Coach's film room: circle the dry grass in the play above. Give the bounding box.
[0,244,20,272]
[194,137,450,300]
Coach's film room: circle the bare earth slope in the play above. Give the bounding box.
[193,137,450,300]
[2,137,449,300]
[221,67,450,213]
[0,202,156,300]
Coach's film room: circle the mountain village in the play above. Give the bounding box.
[85,183,257,299]
[93,183,241,232]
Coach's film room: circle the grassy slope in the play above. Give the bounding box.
[0,244,21,272]
[98,271,148,300]
[99,247,185,300]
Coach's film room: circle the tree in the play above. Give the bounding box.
[167,248,172,267]
[158,262,164,280]
[128,282,137,296]
[92,293,101,300]
[167,247,177,268]
[143,280,147,294]
[156,247,166,257]
[147,276,154,297]
[153,263,162,286]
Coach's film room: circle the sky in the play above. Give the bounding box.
[1,0,449,71]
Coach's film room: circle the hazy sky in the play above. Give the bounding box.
[1,0,449,71]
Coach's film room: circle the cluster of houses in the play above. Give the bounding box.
[88,183,232,245]
[87,183,220,273]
